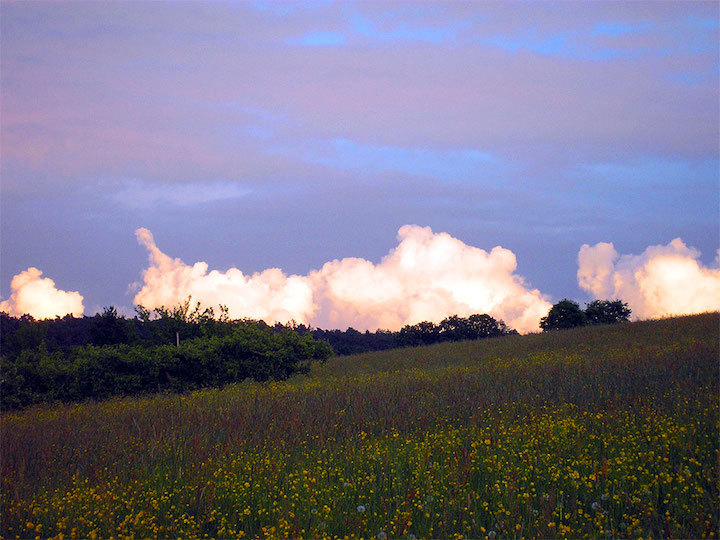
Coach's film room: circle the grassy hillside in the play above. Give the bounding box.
[2,313,718,539]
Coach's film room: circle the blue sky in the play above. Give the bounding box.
[1,1,718,324]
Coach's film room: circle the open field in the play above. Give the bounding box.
[1,313,718,539]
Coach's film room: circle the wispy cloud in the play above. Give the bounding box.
[286,31,347,47]
[283,6,464,48]
[110,180,251,210]
[482,32,571,56]
[348,13,461,44]
[582,156,717,186]
[591,22,652,37]
[271,137,496,181]
[684,15,719,31]
[480,14,715,60]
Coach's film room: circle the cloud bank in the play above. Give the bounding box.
[0,267,84,319]
[5,233,717,328]
[134,225,552,333]
[578,238,720,319]
[134,228,315,325]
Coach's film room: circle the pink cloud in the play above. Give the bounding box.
[0,267,84,319]
[578,239,720,319]
[133,225,551,333]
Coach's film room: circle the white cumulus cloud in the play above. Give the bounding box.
[133,228,316,324]
[577,238,720,319]
[0,267,84,319]
[133,225,551,333]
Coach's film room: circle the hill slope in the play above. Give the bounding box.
[2,313,718,538]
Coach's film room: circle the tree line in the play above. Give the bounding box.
[0,301,514,410]
[0,297,627,410]
[306,313,515,355]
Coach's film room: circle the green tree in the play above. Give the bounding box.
[585,299,631,325]
[540,299,586,331]
[91,306,131,346]
[466,313,510,338]
[398,321,439,346]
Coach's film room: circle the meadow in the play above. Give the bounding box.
[1,313,718,539]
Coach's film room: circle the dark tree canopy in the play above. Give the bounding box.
[307,313,515,353]
[585,299,631,325]
[540,298,632,331]
[539,299,587,331]
[90,306,130,346]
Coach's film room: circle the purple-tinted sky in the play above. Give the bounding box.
[2,1,718,319]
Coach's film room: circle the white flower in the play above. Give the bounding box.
[591,502,601,511]
[357,505,366,513]
[378,532,387,540]
[488,531,496,539]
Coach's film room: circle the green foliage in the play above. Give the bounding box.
[0,307,332,411]
[0,313,44,357]
[0,342,69,410]
[398,320,440,346]
[135,298,232,345]
[90,306,131,346]
[396,314,512,347]
[585,299,631,325]
[541,298,633,331]
[289,314,513,355]
[540,298,587,330]
[1,304,511,409]
[440,313,512,340]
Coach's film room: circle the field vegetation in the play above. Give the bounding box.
[1,312,718,539]
[0,305,512,410]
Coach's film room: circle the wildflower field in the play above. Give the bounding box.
[2,313,718,539]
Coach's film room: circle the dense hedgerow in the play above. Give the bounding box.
[0,322,333,410]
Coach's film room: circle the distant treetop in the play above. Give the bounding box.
[540,298,631,331]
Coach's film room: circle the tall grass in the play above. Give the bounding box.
[2,313,718,539]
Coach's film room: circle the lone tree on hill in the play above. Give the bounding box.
[539,299,586,331]
[584,299,631,325]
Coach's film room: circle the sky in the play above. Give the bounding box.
[1,1,718,332]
